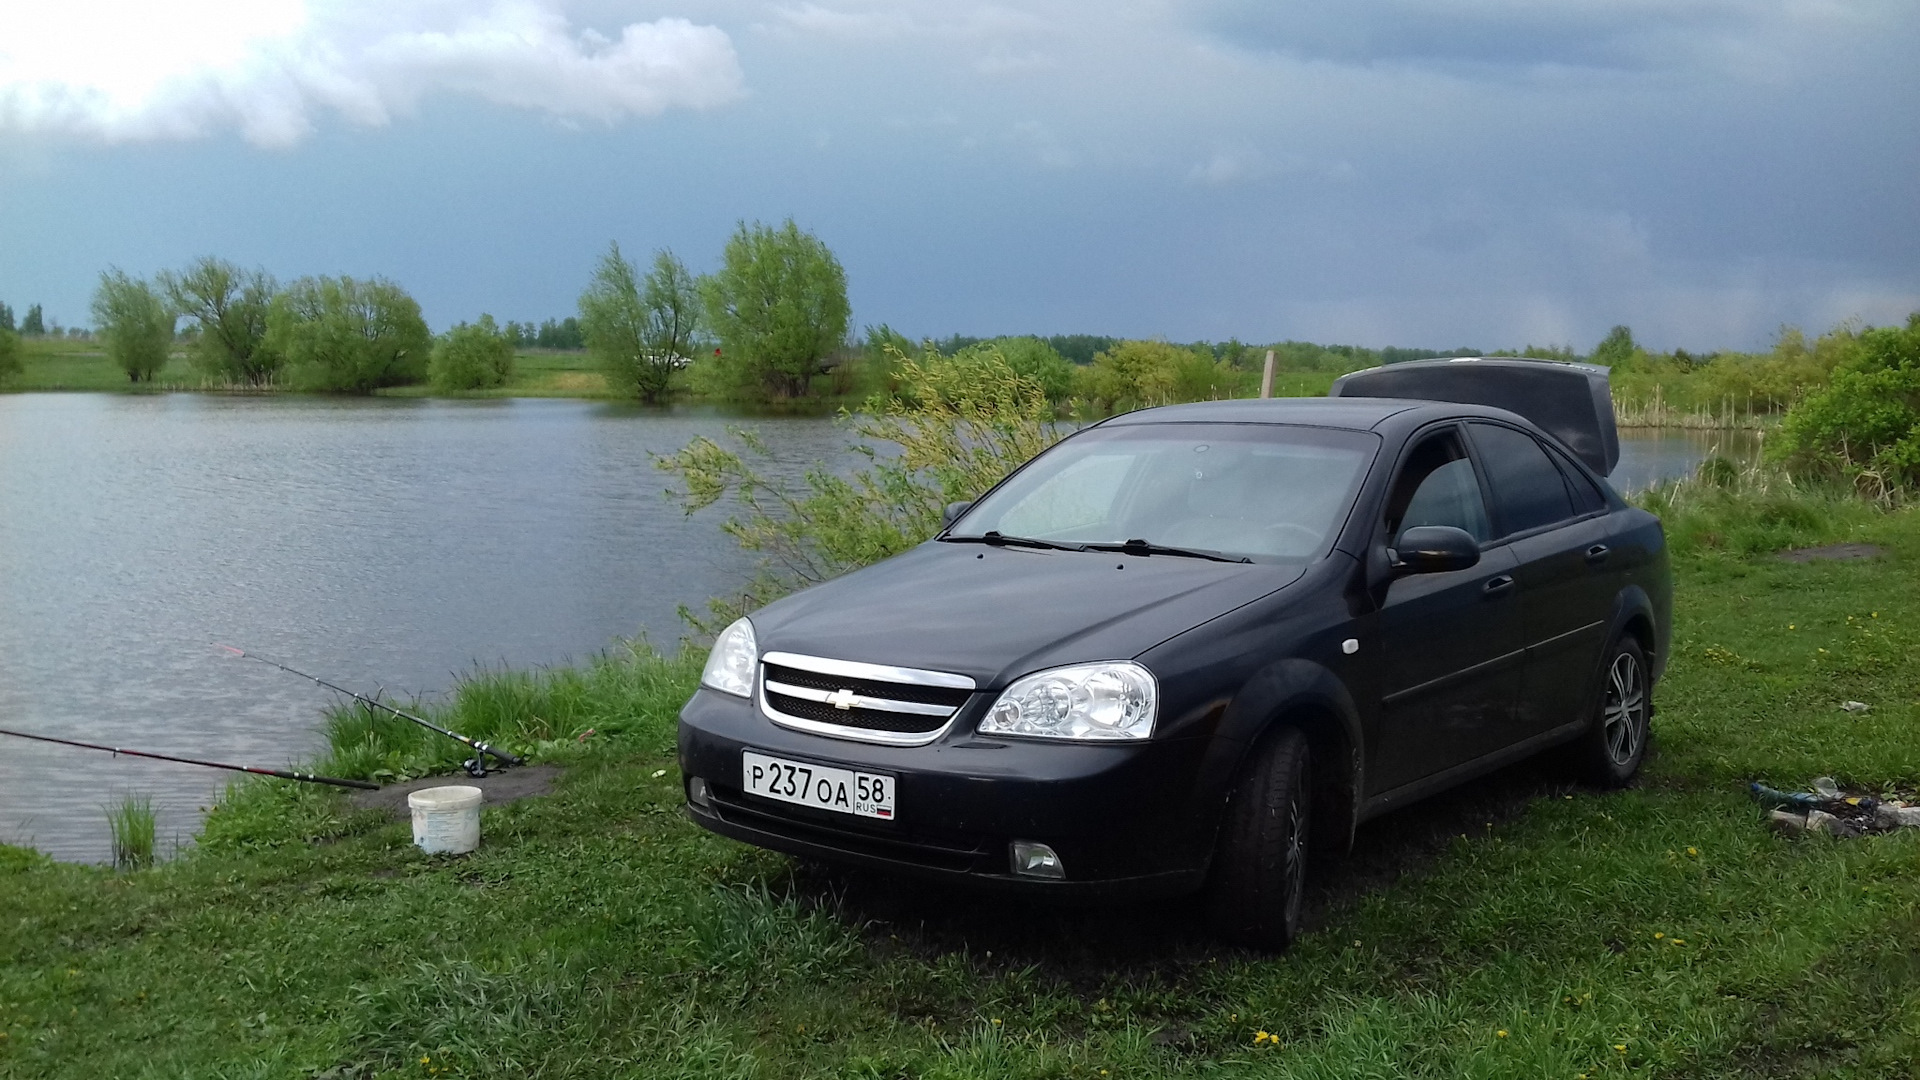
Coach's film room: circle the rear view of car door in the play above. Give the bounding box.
[1466,422,1611,740]
[1368,425,1524,796]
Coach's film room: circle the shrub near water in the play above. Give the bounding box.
[1772,313,1920,499]
[428,315,515,392]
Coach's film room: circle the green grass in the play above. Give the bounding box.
[3,337,200,391]
[5,498,1920,1077]
[104,795,156,872]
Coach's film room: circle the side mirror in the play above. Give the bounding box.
[1390,525,1481,574]
[941,500,973,529]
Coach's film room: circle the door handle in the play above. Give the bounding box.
[1585,544,1611,564]
[1482,574,1516,597]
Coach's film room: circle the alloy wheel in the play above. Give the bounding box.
[1602,650,1646,766]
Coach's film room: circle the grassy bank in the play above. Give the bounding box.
[6,491,1920,1077]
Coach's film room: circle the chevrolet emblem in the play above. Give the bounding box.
[825,688,860,710]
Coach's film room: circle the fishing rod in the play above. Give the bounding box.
[216,644,523,776]
[0,726,379,791]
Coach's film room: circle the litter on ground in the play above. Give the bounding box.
[1752,777,1920,837]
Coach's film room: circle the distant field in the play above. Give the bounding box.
[382,350,614,399]
[6,337,199,392]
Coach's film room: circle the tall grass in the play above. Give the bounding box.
[106,794,157,870]
[1632,452,1885,556]
[315,637,704,782]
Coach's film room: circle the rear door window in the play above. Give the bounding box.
[1468,423,1575,537]
[1544,443,1608,515]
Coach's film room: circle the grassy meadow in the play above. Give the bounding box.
[4,486,1919,1077]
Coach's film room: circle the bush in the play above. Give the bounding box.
[269,276,433,393]
[658,343,1060,629]
[430,315,515,391]
[955,336,1075,402]
[1770,314,1920,500]
[1078,339,1241,414]
[90,269,175,382]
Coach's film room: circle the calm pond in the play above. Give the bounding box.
[0,395,1752,861]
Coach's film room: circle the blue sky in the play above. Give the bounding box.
[2,0,1916,353]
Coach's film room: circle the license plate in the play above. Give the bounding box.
[742,750,896,820]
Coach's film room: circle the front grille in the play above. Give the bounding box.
[764,662,972,708]
[765,690,948,733]
[759,651,977,746]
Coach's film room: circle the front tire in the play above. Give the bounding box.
[1576,636,1652,786]
[1206,727,1312,951]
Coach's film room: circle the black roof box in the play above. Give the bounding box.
[1329,357,1619,475]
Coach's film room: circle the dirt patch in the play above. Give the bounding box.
[1777,543,1885,563]
[349,764,564,819]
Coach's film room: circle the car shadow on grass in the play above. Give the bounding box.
[777,753,1587,983]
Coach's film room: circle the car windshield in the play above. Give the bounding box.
[949,423,1378,561]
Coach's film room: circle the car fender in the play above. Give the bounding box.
[1579,585,1660,711]
[1198,657,1365,857]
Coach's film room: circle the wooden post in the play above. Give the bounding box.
[1259,349,1275,399]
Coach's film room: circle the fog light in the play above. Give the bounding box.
[1010,841,1064,879]
[688,776,711,808]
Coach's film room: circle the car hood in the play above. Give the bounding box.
[749,540,1308,687]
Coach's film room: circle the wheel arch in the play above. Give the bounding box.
[1200,658,1364,861]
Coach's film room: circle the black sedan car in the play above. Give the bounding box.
[679,359,1671,949]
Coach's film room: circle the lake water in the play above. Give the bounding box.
[0,395,1741,861]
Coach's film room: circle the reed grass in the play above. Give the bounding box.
[105,794,156,870]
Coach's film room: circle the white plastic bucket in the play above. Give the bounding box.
[408,785,483,855]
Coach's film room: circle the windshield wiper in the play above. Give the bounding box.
[940,530,1089,553]
[1083,538,1252,563]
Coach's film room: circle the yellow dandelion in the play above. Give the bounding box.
[1615,1044,1628,1052]
[1687,846,1699,856]
[1674,939,1686,945]
[1496,1029,1508,1038]
[420,1057,431,1065]
[1654,932,1664,939]
[991,1018,1002,1026]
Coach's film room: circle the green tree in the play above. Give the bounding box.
[1772,313,1920,499]
[579,244,699,403]
[1079,339,1237,413]
[268,276,432,393]
[158,257,282,386]
[429,315,516,392]
[0,302,14,333]
[20,304,44,336]
[957,337,1075,402]
[1591,325,1638,368]
[0,325,21,383]
[699,219,850,400]
[90,270,174,382]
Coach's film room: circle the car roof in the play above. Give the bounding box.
[1099,396,1528,432]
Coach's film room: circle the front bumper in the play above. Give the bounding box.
[677,687,1214,898]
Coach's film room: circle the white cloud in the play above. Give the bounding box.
[0,1,745,147]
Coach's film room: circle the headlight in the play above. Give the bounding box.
[700,617,757,698]
[979,662,1157,741]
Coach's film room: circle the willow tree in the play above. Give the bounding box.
[579,243,698,403]
[159,257,282,386]
[699,219,849,400]
[90,269,174,382]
